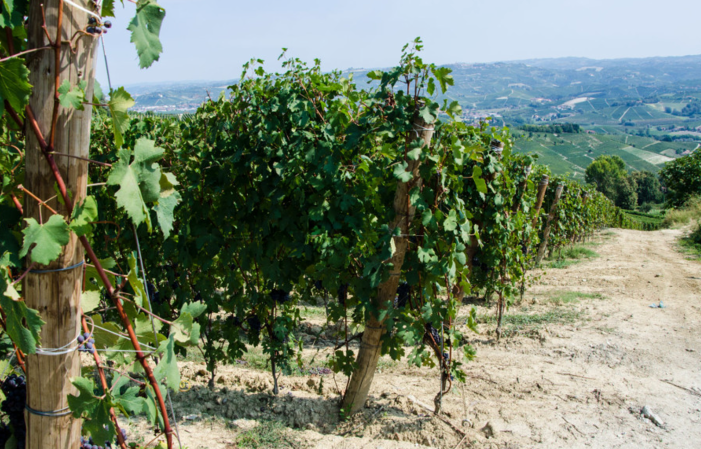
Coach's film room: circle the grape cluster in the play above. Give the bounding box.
[337,283,348,306]
[0,374,26,448]
[227,315,243,327]
[147,282,161,305]
[86,17,111,35]
[78,332,96,354]
[426,323,442,347]
[270,289,290,304]
[247,316,262,332]
[79,428,126,449]
[313,280,324,290]
[394,282,411,309]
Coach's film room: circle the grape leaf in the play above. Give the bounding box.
[68,377,116,445]
[111,376,146,416]
[0,276,44,354]
[0,57,32,115]
[128,0,165,69]
[153,335,180,390]
[81,291,101,313]
[108,87,135,148]
[19,215,70,265]
[154,191,180,239]
[90,315,120,349]
[126,253,147,308]
[101,0,118,17]
[57,80,85,110]
[0,204,21,267]
[392,162,413,182]
[170,311,199,345]
[107,138,164,230]
[69,195,97,237]
[472,165,487,193]
[0,0,28,29]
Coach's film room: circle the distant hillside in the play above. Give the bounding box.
[126,54,701,179]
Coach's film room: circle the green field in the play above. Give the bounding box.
[512,132,688,180]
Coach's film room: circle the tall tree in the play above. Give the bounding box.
[585,155,627,201]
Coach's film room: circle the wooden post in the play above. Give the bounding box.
[535,183,564,267]
[341,111,434,415]
[23,2,97,448]
[531,175,549,227]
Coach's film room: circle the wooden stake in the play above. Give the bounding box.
[341,108,434,415]
[23,2,97,448]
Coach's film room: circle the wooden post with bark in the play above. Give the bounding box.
[341,112,434,415]
[23,1,97,447]
[532,175,549,226]
[535,183,564,267]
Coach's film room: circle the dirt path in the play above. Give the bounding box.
[130,229,701,448]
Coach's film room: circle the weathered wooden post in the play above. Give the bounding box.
[535,183,565,266]
[23,1,97,447]
[342,110,434,415]
[532,175,550,226]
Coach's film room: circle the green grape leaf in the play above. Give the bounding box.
[19,215,70,265]
[90,315,120,349]
[418,101,438,124]
[107,138,165,229]
[128,0,165,69]
[0,205,21,267]
[68,377,115,444]
[443,210,458,232]
[154,191,180,239]
[153,335,180,390]
[112,377,146,416]
[0,57,32,115]
[466,306,478,334]
[472,165,487,193]
[108,87,135,148]
[57,80,85,111]
[69,196,98,237]
[406,140,423,161]
[67,377,99,417]
[0,0,28,30]
[444,100,462,119]
[81,290,101,313]
[135,314,163,347]
[431,66,454,94]
[159,172,179,197]
[126,253,147,308]
[170,311,199,345]
[0,279,44,354]
[392,162,413,183]
[101,0,117,17]
[181,301,207,319]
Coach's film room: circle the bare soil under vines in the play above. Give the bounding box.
[125,228,701,448]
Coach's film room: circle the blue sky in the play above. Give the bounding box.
[97,0,701,87]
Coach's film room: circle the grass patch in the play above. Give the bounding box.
[299,306,327,320]
[678,223,701,259]
[548,291,604,305]
[235,420,302,449]
[663,196,701,228]
[480,308,584,337]
[545,244,599,269]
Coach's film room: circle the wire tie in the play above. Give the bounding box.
[25,404,72,417]
[30,260,84,274]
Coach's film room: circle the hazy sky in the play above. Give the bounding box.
[97,0,701,87]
